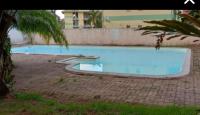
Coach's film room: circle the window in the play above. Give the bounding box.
[83,12,90,20]
[83,12,91,28]
[73,12,79,28]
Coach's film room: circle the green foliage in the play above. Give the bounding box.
[179,14,200,28]
[15,92,43,101]
[189,10,200,19]
[139,12,200,48]
[141,19,200,37]
[88,10,103,28]
[178,10,200,23]
[140,13,200,37]
[140,26,175,33]
[0,10,68,95]
[59,19,65,29]
[2,35,15,91]
[0,92,199,115]
[15,10,68,46]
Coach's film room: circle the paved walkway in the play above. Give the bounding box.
[12,46,200,106]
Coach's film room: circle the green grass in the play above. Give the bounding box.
[0,92,199,115]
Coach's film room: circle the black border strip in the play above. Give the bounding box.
[1,0,200,9]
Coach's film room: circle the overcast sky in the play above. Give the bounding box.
[55,10,64,19]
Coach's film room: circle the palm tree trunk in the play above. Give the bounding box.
[0,11,14,97]
[0,35,13,97]
[0,78,9,97]
[0,35,10,97]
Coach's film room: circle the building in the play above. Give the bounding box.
[62,10,92,29]
[63,10,176,29]
[102,10,176,28]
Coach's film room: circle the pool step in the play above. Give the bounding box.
[56,57,78,64]
[56,55,100,64]
[75,55,100,59]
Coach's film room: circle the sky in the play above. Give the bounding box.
[55,10,64,19]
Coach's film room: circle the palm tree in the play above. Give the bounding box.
[138,12,200,48]
[87,10,103,28]
[0,10,68,97]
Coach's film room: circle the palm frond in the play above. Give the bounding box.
[141,31,160,35]
[143,20,200,37]
[139,26,175,32]
[139,13,200,48]
[166,34,182,40]
[179,14,200,28]
[193,40,199,42]
[15,10,68,47]
[144,20,189,35]
[88,10,103,28]
[180,36,188,40]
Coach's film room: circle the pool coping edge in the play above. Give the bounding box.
[62,48,191,79]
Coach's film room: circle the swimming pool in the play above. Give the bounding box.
[11,45,191,78]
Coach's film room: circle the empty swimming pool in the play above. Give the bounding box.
[11,45,191,77]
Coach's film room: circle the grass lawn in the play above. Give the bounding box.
[0,92,199,115]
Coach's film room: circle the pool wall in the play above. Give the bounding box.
[12,45,191,78]
[31,29,199,46]
[60,49,191,79]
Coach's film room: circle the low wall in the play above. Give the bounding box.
[9,29,28,44]
[32,29,199,46]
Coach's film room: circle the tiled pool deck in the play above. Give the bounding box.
[12,46,200,106]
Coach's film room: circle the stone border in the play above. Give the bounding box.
[59,48,191,79]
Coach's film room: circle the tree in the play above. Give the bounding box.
[138,11,200,48]
[50,10,61,21]
[87,10,103,28]
[178,10,200,23]
[0,10,68,97]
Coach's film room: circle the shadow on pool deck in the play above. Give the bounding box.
[12,46,200,106]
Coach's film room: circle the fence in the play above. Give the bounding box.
[31,28,199,46]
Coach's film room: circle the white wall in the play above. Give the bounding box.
[32,29,200,46]
[8,28,26,44]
